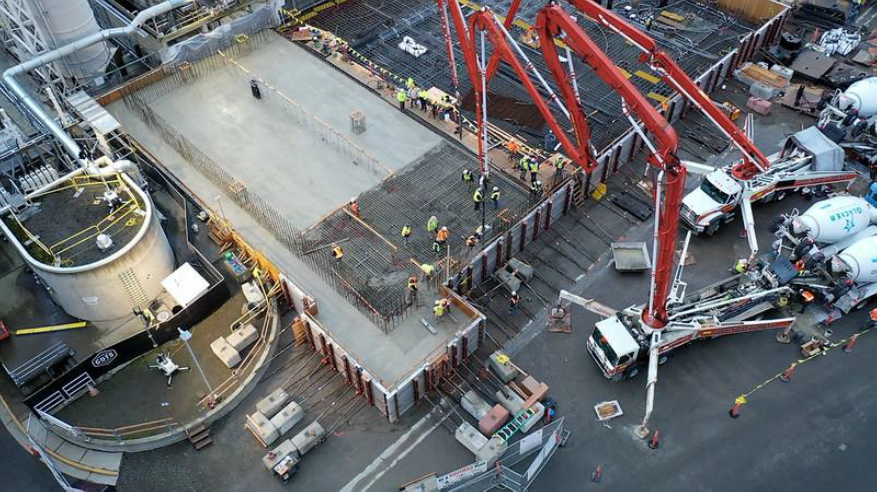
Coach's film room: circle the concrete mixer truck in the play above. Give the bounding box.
[771,194,877,314]
[818,77,877,142]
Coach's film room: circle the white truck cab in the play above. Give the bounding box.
[587,314,642,380]
[680,170,743,235]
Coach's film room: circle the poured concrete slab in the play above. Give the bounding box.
[108,31,441,228]
[106,32,481,389]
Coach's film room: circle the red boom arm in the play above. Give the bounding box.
[445,2,684,327]
[446,3,597,172]
[536,4,685,328]
[565,0,771,179]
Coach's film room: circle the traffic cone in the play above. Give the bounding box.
[648,430,660,450]
[591,465,602,483]
[843,334,859,354]
[729,395,746,418]
[779,363,796,383]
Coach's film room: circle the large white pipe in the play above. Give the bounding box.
[35,0,111,80]
[1,0,194,162]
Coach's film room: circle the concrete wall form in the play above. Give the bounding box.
[450,181,574,295]
[301,303,484,423]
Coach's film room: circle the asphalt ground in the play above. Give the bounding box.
[514,193,877,491]
[0,424,59,491]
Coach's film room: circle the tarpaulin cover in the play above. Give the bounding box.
[784,126,844,171]
[160,3,281,66]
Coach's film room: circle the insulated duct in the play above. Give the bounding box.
[1,0,194,165]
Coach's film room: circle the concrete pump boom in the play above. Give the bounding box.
[563,0,771,179]
[443,1,686,328]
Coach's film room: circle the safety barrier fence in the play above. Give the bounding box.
[443,417,567,492]
[74,418,181,443]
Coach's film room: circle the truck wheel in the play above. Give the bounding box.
[658,354,670,366]
[624,367,640,380]
[705,221,720,236]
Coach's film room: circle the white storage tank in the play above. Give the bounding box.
[792,196,877,243]
[30,0,111,81]
[2,172,175,321]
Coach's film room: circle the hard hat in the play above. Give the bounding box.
[441,226,448,231]
[511,290,517,296]
[536,180,542,185]
[493,186,499,191]
[350,197,357,203]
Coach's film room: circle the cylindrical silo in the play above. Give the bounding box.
[31,0,112,81]
[3,172,175,321]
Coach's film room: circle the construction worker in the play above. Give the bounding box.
[490,186,500,210]
[407,275,419,305]
[508,290,521,314]
[462,168,474,184]
[349,197,360,218]
[528,157,539,183]
[331,244,344,264]
[733,258,747,274]
[797,289,815,314]
[518,155,529,180]
[397,88,407,111]
[479,173,488,191]
[418,89,430,112]
[440,297,451,314]
[406,77,415,90]
[433,299,445,320]
[507,139,521,162]
[401,225,412,244]
[529,180,543,198]
[867,307,877,331]
[554,158,565,185]
[427,215,439,233]
[473,187,483,211]
[544,399,557,423]
[407,86,418,109]
[436,226,450,246]
[466,234,479,250]
[849,0,864,23]
[250,79,262,99]
[420,262,435,280]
